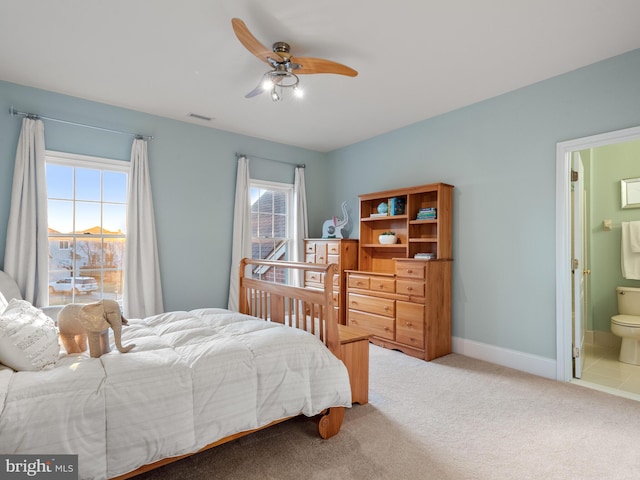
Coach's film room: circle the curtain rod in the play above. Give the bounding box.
[9,106,154,141]
[236,152,305,168]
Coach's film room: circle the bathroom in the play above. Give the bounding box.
[574,139,640,398]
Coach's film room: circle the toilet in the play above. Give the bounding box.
[611,286,640,365]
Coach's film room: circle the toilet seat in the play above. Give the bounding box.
[611,314,640,327]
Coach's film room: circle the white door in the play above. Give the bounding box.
[572,152,586,378]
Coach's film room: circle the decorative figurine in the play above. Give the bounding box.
[322,201,349,238]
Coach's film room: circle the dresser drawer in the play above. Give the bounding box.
[305,271,324,284]
[328,254,340,266]
[348,274,370,290]
[315,243,328,263]
[396,279,424,297]
[348,310,395,340]
[368,277,395,294]
[396,301,424,348]
[305,242,316,254]
[305,253,316,263]
[348,293,394,317]
[395,262,425,279]
[327,242,340,254]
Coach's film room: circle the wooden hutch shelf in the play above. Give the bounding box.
[346,182,454,361]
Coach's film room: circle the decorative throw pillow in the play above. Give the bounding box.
[0,298,60,371]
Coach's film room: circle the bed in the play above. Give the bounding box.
[0,260,351,480]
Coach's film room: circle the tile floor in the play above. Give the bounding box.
[577,343,640,400]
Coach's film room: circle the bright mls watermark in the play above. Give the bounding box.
[0,455,77,479]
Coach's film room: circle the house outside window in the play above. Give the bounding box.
[250,180,293,284]
[46,151,129,306]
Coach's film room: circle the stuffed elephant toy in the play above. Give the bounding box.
[58,299,135,358]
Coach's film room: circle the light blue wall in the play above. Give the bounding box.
[589,140,640,332]
[326,49,640,360]
[2,48,640,362]
[0,80,329,311]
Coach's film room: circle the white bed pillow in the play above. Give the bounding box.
[0,291,7,314]
[0,298,60,371]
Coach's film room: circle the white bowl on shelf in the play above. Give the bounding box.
[378,234,397,245]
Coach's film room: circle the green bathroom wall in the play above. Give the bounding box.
[589,140,640,332]
[580,148,593,332]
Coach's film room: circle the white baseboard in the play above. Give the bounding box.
[584,329,594,345]
[593,330,621,348]
[452,336,557,380]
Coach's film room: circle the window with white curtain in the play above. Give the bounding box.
[45,151,129,306]
[250,180,293,284]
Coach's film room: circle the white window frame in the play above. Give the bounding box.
[249,179,294,281]
[45,150,130,304]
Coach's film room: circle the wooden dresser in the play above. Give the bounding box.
[346,183,453,361]
[304,238,358,325]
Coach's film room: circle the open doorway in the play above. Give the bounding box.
[556,125,640,399]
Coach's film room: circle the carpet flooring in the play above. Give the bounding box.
[134,344,640,479]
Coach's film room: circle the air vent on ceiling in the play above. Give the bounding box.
[187,112,213,121]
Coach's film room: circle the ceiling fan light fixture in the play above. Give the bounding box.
[262,69,301,102]
[232,18,358,102]
[261,76,273,91]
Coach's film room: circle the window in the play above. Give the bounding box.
[250,180,293,284]
[46,151,129,306]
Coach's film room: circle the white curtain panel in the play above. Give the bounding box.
[124,139,164,318]
[292,167,309,286]
[4,118,48,306]
[228,156,251,311]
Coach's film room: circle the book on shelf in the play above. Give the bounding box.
[369,212,388,218]
[416,207,437,220]
[389,197,406,216]
[414,253,436,259]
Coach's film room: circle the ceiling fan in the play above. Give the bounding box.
[231,18,358,101]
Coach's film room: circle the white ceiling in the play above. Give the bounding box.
[1,1,639,152]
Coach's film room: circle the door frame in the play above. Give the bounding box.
[556,125,640,381]
[572,151,586,379]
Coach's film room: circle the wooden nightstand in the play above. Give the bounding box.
[338,324,371,404]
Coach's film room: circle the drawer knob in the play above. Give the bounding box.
[384,306,389,311]
[407,286,413,292]
[384,327,389,331]
[407,269,413,274]
[406,322,412,327]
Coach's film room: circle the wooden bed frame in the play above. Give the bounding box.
[113,259,344,479]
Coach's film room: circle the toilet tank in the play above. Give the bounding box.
[617,286,640,315]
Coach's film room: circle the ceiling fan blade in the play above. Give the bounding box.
[232,18,273,64]
[290,57,358,77]
[245,83,265,98]
[244,75,285,99]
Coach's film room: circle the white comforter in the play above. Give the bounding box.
[0,308,352,479]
